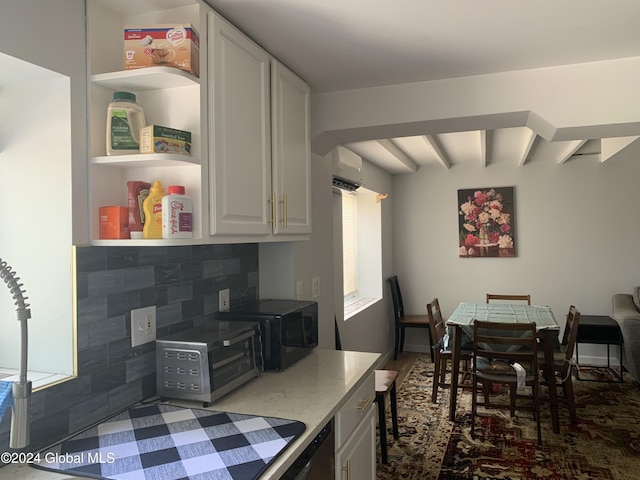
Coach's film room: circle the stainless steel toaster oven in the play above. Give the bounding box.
[156,320,262,406]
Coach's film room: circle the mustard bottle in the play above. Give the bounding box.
[142,180,165,239]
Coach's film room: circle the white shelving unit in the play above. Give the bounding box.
[87,0,206,245]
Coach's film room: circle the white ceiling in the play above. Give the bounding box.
[204,0,640,173]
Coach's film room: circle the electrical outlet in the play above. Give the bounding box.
[296,281,303,300]
[312,277,320,298]
[131,306,156,347]
[219,289,230,312]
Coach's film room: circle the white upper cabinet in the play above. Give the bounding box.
[208,11,311,238]
[208,11,272,236]
[271,59,312,235]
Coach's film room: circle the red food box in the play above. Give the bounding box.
[99,206,130,239]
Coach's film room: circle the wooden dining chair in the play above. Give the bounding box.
[539,305,581,425]
[485,293,533,409]
[335,316,399,463]
[470,320,542,445]
[486,293,531,304]
[388,276,433,361]
[426,298,472,403]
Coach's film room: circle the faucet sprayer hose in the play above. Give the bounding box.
[0,258,31,321]
[1,257,32,448]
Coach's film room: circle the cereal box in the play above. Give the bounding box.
[124,24,200,77]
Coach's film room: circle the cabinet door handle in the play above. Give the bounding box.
[267,193,276,225]
[357,397,373,411]
[341,460,351,480]
[279,194,288,228]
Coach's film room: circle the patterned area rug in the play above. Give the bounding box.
[377,355,640,480]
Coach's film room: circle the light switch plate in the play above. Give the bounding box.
[296,281,303,300]
[131,306,156,347]
[219,289,230,312]
[312,277,320,298]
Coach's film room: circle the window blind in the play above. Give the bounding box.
[342,191,357,297]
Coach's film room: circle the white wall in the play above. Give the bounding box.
[260,152,338,350]
[391,154,640,357]
[0,0,87,377]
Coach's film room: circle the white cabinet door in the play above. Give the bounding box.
[208,11,272,235]
[335,406,376,480]
[271,59,311,235]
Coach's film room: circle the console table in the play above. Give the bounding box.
[575,315,624,382]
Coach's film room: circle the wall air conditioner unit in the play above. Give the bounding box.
[332,146,362,191]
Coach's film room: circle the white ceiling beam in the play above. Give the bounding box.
[377,139,418,172]
[479,130,488,167]
[557,139,587,164]
[421,135,451,169]
[519,129,537,166]
[601,136,640,162]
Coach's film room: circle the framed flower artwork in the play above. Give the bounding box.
[458,186,516,257]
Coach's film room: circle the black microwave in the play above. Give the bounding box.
[216,299,318,371]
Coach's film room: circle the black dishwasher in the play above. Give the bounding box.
[280,421,335,479]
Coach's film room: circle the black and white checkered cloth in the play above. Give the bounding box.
[32,403,306,480]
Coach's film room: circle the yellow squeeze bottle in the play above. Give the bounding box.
[142,180,165,239]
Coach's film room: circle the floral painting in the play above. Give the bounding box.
[458,186,516,257]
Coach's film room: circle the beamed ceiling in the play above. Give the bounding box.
[203,0,640,173]
[343,131,640,174]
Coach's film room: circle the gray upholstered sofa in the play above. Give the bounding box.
[612,289,640,383]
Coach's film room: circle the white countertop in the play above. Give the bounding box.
[0,349,381,480]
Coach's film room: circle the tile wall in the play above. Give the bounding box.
[0,243,258,453]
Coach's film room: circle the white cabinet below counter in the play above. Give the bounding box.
[334,371,377,480]
[177,349,380,479]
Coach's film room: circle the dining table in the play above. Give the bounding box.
[447,302,562,434]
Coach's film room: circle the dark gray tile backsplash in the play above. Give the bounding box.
[0,243,258,453]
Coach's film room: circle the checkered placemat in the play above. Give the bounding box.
[31,403,305,480]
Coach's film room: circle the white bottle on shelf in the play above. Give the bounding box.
[162,185,193,239]
[106,91,146,155]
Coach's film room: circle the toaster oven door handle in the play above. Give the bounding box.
[221,330,256,347]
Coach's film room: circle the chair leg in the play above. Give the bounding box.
[376,393,388,464]
[509,384,517,416]
[390,382,399,440]
[471,375,478,438]
[427,329,434,362]
[482,383,492,408]
[393,327,401,360]
[399,328,406,354]
[431,355,441,403]
[533,382,542,445]
[440,359,447,385]
[563,377,578,424]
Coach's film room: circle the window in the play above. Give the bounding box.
[342,191,357,298]
[339,186,382,318]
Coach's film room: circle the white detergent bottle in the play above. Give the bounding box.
[106,91,146,155]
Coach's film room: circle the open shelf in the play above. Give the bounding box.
[92,153,200,168]
[91,67,199,91]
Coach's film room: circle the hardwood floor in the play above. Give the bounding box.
[382,351,422,387]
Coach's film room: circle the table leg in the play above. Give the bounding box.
[541,330,560,434]
[449,325,461,421]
